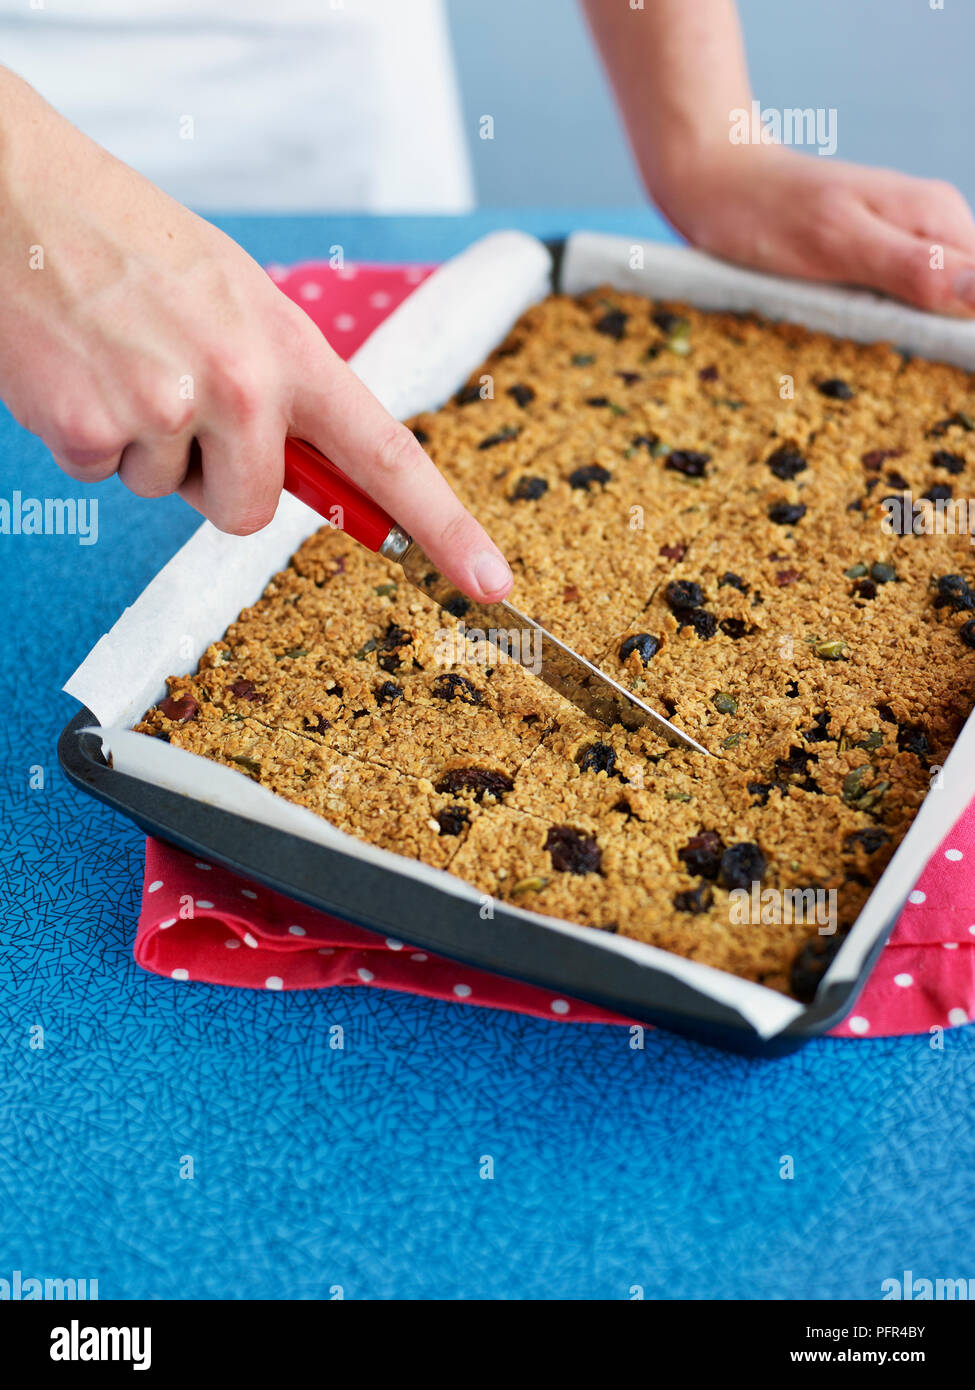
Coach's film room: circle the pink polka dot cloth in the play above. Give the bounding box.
[135,259,975,1039]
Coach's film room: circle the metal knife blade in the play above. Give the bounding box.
[394,539,712,757]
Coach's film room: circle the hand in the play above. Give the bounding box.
[654,144,975,317]
[0,69,513,602]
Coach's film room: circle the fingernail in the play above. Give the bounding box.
[473,550,512,597]
[954,269,975,306]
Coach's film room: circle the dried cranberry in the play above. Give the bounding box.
[577,743,618,776]
[659,543,686,561]
[432,673,482,705]
[435,806,470,836]
[507,384,535,408]
[673,884,713,914]
[768,501,807,525]
[619,632,660,665]
[665,579,705,611]
[861,448,896,470]
[595,308,628,339]
[159,695,198,723]
[568,464,611,490]
[435,768,513,801]
[720,842,767,890]
[230,679,267,703]
[678,830,725,881]
[790,935,843,1003]
[512,475,548,501]
[767,446,808,480]
[818,378,854,400]
[665,449,710,478]
[545,825,602,874]
[932,449,965,474]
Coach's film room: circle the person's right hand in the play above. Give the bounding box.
[0,68,513,602]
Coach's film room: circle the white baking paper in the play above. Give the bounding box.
[65,228,975,1039]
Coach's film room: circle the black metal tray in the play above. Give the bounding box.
[58,709,892,1055]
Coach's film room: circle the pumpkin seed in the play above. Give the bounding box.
[511,876,549,895]
[721,733,744,749]
[712,692,738,715]
[842,765,873,804]
[814,639,849,660]
[844,563,868,578]
[231,755,261,775]
[374,583,397,597]
[665,789,692,802]
[571,353,595,366]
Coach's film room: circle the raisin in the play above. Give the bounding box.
[432,673,482,705]
[923,482,953,503]
[508,383,535,408]
[785,680,800,698]
[443,595,470,618]
[376,623,411,673]
[818,378,854,399]
[886,470,911,490]
[718,572,748,593]
[804,712,831,744]
[619,632,660,665]
[586,396,610,408]
[230,679,267,703]
[678,830,725,881]
[595,308,628,339]
[435,768,513,801]
[665,579,705,611]
[630,434,659,453]
[375,681,403,705]
[545,824,602,874]
[768,501,807,525]
[897,724,929,759]
[652,309,684,334]
[411,427,429,445]
[577,742,618,776]
[455,382,482,405]
[853,579,877,600]
[616,371,641,385]
[568,464,611,489]
[861,448,896,470]
[790,935,843,1003]
[155,731,171,743]
[478,427,519,450]
[932,449,965,474]
[775,569,802,587]
[665,449,710,477]
[719,617,748,639]
[747,781,778,806]
[159,694,198,723]
[962,619,975,648]
[934,574,974,611]
[845,827,890,855]
[673,883,713,914]
[303,714,332,734]
[435,806,470,837]
[767,445,808,480]
[720,842,767,890]
[877,702,897,724]
[680,609,718,639]
[698,364,720,382]
[512,475,548,501]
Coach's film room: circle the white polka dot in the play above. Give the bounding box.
[333,313,356,332]
[194,861,212,871]
[225,939,241,949]
[944,942,959,950]
[240,888,258,900]
[159,918,176,930]
[386,937,404,951]
[335,266,357,280]
[288,925,306,936]
[317,947,335,955]
[369,290,392,309]
[243,933,258,949]
[411,952,428,962]
[550,999,570,1015]
[948,1007,968,1026]
[357,967,374,983]
[453,983,472,998]
[265,976,284,991]
[299,281,323,300]
[848,1016,870,1034]
[171,968,189,981]
[147,880,163,894]
[195,900,214,910]
[969,925,975,936]
[908,890,926,904]
[404,266,425,283]
[894,973,914,987]
[265,263,287,281]
[945,848,964,861]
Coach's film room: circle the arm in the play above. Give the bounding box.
[0,66,512,601]
[581,0,975,315]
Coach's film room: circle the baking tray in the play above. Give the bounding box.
[57,230,975,1055]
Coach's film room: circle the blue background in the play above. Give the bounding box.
[2,211,974,1300]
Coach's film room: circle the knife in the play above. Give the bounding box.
[283,437,712,756]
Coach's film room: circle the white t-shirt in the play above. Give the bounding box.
[0,0,474,212]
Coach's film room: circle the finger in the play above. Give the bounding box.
[840,206,975,316]
[178,420,285,535]
[872,179,975,256]
[117,431,196,499]
[289,349,513,602]
[45,408,128,483]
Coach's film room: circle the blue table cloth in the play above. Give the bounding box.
[1,211,973,1301]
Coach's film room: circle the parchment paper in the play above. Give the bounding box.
[64,228,975,1039]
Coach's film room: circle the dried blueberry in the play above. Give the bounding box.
[719,617,748,639]
[673,883,713,914]
[619,633,660,665]
[512,475,548,501]
[767,445,808,480]
[435,805,470,836]
[568,464,612,490]
[870,562,897,584]
[963,619,975,648]
[845,827,890,855]
[768,501,807,525]
[681,609,718,639]
[508,383,535,408]
[720,842,767,890]
[377,623,411,673]
[665,449,710,478]
[818,378,854,400]
[932,449,965,474]
[665,579,705,611]
[577,743,618,776]
[934,574,974,611]
[595,308,628,339]
[545,825,602,875]
[375,681,403,706]
[923,482,953,503]
[432,673,482,705]
[435,767,513,801]
[718,572,748,593]
[790,935,843,1003]
[443,595,470,618]
[897,724,930,759]
[678,830,725,881]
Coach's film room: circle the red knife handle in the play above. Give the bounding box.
[283,436,398,553]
